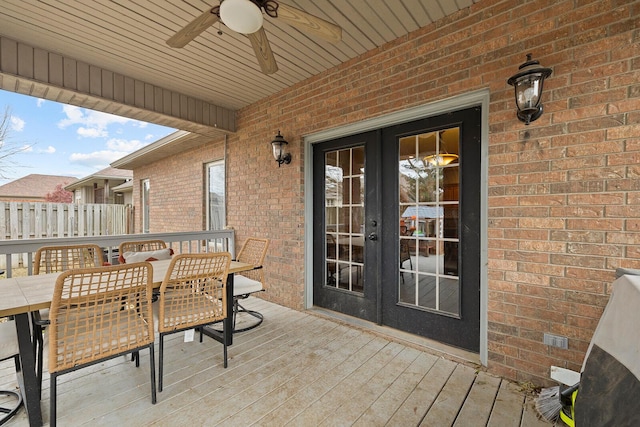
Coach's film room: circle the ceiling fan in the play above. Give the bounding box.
[166,0,343,74]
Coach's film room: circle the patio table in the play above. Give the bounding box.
[0,257,254,426]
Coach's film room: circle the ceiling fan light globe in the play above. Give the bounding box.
[220,0,264,34]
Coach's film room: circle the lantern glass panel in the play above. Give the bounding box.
[515,74,543,112]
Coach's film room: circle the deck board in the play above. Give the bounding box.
[1,297,548,426]
[322,346,423,426]
[352,351,439,426]
[487,379,526,426]
[454,371,502,426]
[386,356,457,425]
[419,363,477,426]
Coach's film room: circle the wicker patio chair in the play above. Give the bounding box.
[232,238,269,332]
[118,239,173,322]
[34,243,106,275]
[157,252,231,392]
[48,262,156,427]
[0,319,22,425]
[118,240,172,264]
[400,239,413,283]
[32,243,107,396]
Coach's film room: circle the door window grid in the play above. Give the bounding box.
[398,128,460,316]
[325,147,365,293]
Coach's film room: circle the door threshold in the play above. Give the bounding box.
[309,306,481,367]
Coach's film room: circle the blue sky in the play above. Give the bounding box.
[0,89,176,185]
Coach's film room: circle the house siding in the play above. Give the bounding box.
[133,0,640,385]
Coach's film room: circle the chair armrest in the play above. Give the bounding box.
[32,311,50,326]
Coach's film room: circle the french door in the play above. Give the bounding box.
[313,107,481,352]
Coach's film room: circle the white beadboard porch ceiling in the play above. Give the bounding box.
[0,0,479,132]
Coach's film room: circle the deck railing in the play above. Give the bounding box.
[0,230,235,277]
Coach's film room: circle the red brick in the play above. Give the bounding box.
[124,0,640,386]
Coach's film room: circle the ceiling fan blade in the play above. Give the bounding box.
[167,8,219,48]
[277,3,342,43]
[247,27,278,74]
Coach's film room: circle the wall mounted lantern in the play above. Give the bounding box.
[507,54,552,125]
[271,131,291,167]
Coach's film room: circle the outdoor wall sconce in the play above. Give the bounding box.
[507,54,552,125]
[271,131,292,167]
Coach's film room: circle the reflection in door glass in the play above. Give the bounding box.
[398,128,460,316]
[325,146,365,293]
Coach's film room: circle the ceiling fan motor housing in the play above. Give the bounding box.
[219,0,264,34]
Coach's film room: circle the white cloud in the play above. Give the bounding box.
[68,137,148,170]
[37,98,45,107]
[106,138,146,152]
[144,134,155,140]
[22,144,33,152]
[77,127,108,138]
[69,150,128,167]
[10,116,25,132]
[58,105,131,138]
[39,146,56,154]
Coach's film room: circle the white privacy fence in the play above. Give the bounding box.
[0,201,130,269]
[0,201,129,239]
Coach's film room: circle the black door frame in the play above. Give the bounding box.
[304,91,489,362]
[312,130,381,322]
[380,107,482,352]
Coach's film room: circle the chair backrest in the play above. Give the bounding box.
[34,244,105,275]
[118,240,170,264]
[236,238,269,283]
[157,252,231,334]
[400,239,411,263]
[48,262,154,374]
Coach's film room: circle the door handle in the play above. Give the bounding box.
[368,232,378,241]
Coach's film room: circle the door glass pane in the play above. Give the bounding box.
[325,147,365,293]
[398,127,460,316]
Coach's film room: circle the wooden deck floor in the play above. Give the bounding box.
[1,298,552,426]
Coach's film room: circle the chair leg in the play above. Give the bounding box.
[222,320,228,369]
[234,300,264,333]
[36,332,43,399]
[50,373,57,427]
[232,299,238,330]
[13,354,20,372]
[148,344,157,404]
[158,334,164,392]
[0,355,22,427]
[31,314,44,399]
[0,390,22,426]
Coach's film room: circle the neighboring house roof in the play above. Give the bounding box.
[112,180,133,192]
[64,166,133,191]
[0,174,78,200]
[112,130,210,170]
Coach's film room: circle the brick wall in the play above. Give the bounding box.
[137,0,640,385]
[133,139,225,233]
